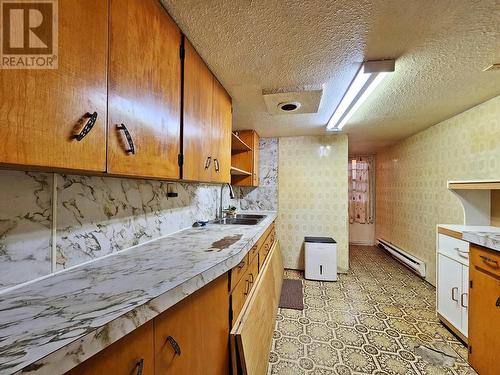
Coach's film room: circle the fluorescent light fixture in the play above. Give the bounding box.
[326,59,395,131]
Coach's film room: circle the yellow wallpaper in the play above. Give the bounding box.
[376,95,500,285]
[278,135,349,272]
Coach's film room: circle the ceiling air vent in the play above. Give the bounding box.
[277,102,301,112]
[262,88,323,115]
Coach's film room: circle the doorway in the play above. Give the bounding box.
[348,155,375,246]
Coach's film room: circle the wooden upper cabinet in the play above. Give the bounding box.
[107,0,181,179]
[231,130,260,187]
[0,0,108,172]
[211,79,232,183]
[183,39,213,182]
[252,131,260,186]
[65,321,154,375]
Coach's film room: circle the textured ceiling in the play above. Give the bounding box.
[160,0,500,153]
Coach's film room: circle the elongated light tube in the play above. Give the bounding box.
[326,60,395,131]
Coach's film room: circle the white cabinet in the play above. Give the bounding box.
[437,255,463,328]
[460,265,468,335]
[436,233,469,340]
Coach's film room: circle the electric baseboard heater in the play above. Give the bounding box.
[377,238,426,278]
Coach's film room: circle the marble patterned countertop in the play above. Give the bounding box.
[438,224,500,252]
[0,211,277,375]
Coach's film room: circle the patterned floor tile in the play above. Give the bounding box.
[267,245,475,375]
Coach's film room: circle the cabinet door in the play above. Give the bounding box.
[211,79,232,183]
[437,254,462,329]
[0,0,107,172]
[183,39,213,182]
[231,241,283,375]
[468,263,500,374]
[65,321,154,375]
[107,0,181,178]
[154,274,229,375]
[460,265,468,336]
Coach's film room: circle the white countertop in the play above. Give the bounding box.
[438,224,500,252]
[0,211,277,375]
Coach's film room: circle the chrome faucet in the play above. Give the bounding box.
[218,183,235,219]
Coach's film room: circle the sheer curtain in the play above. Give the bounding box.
[348,156,375,224]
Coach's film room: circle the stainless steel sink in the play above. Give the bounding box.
[211,216,264,225]
[234,214,266,220]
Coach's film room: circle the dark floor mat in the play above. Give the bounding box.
[278,279,304,310]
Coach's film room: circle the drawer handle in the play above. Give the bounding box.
[237,260,245,269]
[461,293,468,308]
[454,247,469,255]
[135,358,144,375]
[72,112,97,141]
[243,280,250,295]
[451,287,459,302]
[204,156,211,169]
[166,335,181,355]
[479,255,499,268]
[116,124,135,154]
[214,158,220,172]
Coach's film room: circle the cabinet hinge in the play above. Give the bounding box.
[469,280,473,288]
[177,154,184,167]
[179,42,185,60]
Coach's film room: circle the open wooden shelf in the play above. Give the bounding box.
[232,132,252,152]
[230,166,252,176]
[448,181,500,190]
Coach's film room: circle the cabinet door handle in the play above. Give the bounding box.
[243,279,250,295]
[454,247,469,257]
[204,156,212,169]
[214,158,220,172]
[461,293,468,308]
[451,287,459,302]
[116,124,135,154]
[249,273,254,284]
[135,358,144,375]
[72,112,98,141]
[479,255,499,268]
[166,335,181,355]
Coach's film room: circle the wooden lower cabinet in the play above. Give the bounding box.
[231,241,283,375]
[65,321,154,375]
[66,224,279,375]
[259,224,276,272]
[154,273,230,375]
[468,245,500,375]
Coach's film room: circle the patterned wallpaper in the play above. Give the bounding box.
[278,135,349,272]
[376,95,500,285]
[0,139,278,291]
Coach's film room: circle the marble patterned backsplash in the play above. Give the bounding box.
[0,171,53,289]
[0,138,279,291]
[239,138,279,211]
[56,176,227,269]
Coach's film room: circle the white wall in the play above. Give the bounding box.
[349,222,375,246]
